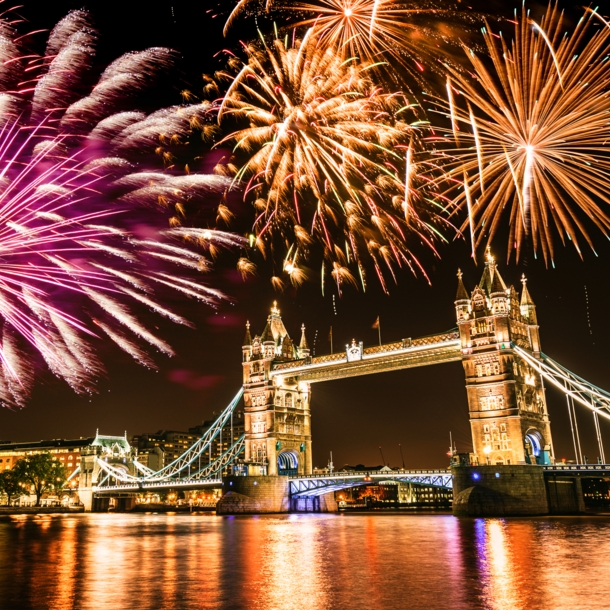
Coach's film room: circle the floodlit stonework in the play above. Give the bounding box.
[241,303,313,476]
[455,249,553,466]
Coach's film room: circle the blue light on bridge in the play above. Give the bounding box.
[472,473,480,480]
[495,473,500,478]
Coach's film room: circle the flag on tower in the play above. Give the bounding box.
[372,316,381,345]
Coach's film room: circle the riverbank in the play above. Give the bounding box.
[0,506,84,515]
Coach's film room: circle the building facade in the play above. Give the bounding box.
[241,302,313,476]
[0,437,95,476]
[455,251,553,466]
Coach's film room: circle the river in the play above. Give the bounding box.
[0,512,608,609]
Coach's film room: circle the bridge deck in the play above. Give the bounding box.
[271,332,461,383]
[93,466,610,495]
[289,470,454,496]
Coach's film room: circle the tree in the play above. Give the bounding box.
[0,469,22,505]
[13,453,68,507]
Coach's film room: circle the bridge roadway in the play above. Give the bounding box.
[289,470,454,497]
[270,331,462,383]
[94,464,610,496]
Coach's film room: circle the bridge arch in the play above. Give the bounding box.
[524,429,545,464]
[277,451,299,476]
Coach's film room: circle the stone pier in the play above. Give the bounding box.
[216,476,337,514]
[452,465,550,516]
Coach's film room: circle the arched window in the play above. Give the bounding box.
[284,394,293,408]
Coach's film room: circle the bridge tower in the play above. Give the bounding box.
[456,250,553,466]
[241,302,313,476]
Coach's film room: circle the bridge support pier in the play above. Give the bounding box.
[290,494,337,513]
[451,465,549,516]
[217,476,338,514]
[78,489,93,512]
[545,474,586,514]
[217,476,292,514]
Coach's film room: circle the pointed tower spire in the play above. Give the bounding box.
[456,269,469,301]
[478,247,495,294]
[520,274,535,306]
[455,269,471,322]
[243,321,252,347]
[520,274,537,323]
[520,274,540,350]
[298,323,310,359]
[490,266,507,295]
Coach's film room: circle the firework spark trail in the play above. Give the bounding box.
[223,0,476,82]
[0,11,243,407]
[431,5,610,263]
[211,31,444,291]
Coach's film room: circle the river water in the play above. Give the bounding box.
[0,512,608,610]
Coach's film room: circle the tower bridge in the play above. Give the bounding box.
[80,252,610,516]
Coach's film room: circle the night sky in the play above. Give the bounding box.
[1,1,609,470]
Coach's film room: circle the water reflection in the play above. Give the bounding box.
[1,513,609,610]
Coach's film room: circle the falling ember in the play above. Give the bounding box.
[403,144,412,220]
[462,172,477,264]
[446,78,459,145]
[369,0,380,41]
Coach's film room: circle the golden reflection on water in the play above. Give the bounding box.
[254,516,332,609]
[479,519,524,609]
[1,513,610,610]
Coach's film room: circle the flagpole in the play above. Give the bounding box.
[378,317,381,346]
[330,325,333,354]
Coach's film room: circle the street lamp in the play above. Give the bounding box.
[483,445,491,465]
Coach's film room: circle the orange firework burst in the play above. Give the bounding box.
[212,31,447,292]
[432,5,610,264]
[225,0,474,82]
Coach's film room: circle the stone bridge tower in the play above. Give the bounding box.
[456,251,553,466]
[241,302,313,476]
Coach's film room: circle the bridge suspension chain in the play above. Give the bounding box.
[514,345,608,462]
[142,387,244,481]
[95,435,245,488]
[190,435,245,480]
[93,388,245,487]
[513,345,610,421]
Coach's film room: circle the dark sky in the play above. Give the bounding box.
[1,1,609,470]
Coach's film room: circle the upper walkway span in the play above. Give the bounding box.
[270,331,461,383]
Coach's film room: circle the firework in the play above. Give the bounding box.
[433,6,610,263]
[224,0,475,81]
[212,32,445,291]
[0,11,240,406]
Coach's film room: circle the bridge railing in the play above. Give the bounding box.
[295,469,450,479]
[272,330,460,373]
[544,465,610,472]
